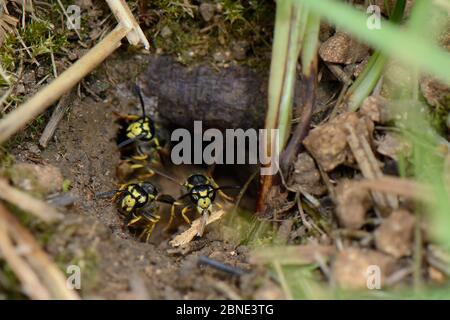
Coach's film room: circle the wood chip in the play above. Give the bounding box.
[169,209,226,247]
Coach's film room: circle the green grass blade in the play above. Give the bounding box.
[295,0,450,85]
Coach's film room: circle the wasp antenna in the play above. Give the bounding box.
[117,137,137,149]
[117,134,146,148]
[176,192,192,200]
[134,84,146,118]
[214,185,240,191]
[148,166,183,186]
[94,189,122,199]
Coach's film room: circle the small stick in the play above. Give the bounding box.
[0,64,11,85]
[14,29,39,66]
[0,204,80,300]
[345,124,396,213]
[105,0,150,49]
[0,223,51,299]
[0,178,63,223]
[355,176,432,202]
[198,256,245,276]
[39,91,73,148]
[0,25,129,144]
[169,209,226,247]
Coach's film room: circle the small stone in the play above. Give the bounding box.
[359,95,390,123]
[332,248,396,290]
[319,32,369,64]
[420,76,450,108]
[375,209,416,258]
[335,179,372,229]
[353,55,370,78]
[15,83,26,94]
[199,2,215,22]
[288,152,326,196]
[231,40,248,61]
[24,142,41,155]
[303,112,374,172]
[428,266,446,284]
[9,163,64,196]
[376,132,411,160]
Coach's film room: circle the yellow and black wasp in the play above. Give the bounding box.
[110,181,176,242]
[169,173,239,237]
[116,85,168,179]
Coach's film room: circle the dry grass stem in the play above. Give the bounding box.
[0,178,63,222]
[0,25,129,144]
[0,204,80,299]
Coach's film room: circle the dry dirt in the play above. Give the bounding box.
[8,51,261,299]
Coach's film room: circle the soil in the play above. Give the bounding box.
[8,51,261,300]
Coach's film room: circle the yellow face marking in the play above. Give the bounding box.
[127,122,143,138]
[131,189,141,198]
[122,195,136,212]
[198,197,211,209]
[199,190,208,197]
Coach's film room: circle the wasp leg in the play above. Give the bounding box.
[154,137,162,150]
[164,201,180,231]
[129,163,155,178]
[138,214,160,242]
[127,215,143,227]
[110,184,128,202]
[114,112,140,121]
[210,180,234,201]
[132,154,149,161]
[216,203,223,210]
[181,206,192,225]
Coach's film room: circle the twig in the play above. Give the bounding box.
[273,261,293,300]
[50,48,58,78]
[0,178,63,223]
[0,25,129,144]
[105,0,150,49]
[355,176,432,202]
[345,123,398,214]
[0,223,51,299]
[198,256,245,276]
[0,204,79,299]
[0,64,10,85]
[14,29,39,66]
[169,209,226,247]
[39,91,74,148]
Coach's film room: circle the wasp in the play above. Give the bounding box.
[110,181,176,242]
[116,85,168,179]
[169,173,239,237]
